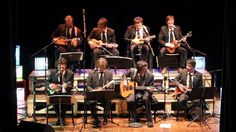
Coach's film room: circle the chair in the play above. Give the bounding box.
[46,95,75,126]
[125,45,153,69]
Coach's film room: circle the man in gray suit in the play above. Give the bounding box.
[86,58,113,128]
[122,60,156,128]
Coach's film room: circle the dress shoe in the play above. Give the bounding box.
[103,118,108,125]
[92,120,101,128]
[147,122,154,128]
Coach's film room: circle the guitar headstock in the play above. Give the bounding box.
[186,31,192,37]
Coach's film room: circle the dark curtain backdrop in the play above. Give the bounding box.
[220,0,233,131]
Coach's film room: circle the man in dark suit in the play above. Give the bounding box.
[173,58,204,120]
[122,60,157,128]
[46,58,74,126]
[52,15,82,59]
[88,18,119,67]
[124,16,154,67]
[158,15,187,73]
[86,58,113,127]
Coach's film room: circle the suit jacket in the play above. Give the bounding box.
[123,68,154,86]
[124,25,150,45]
[174,69,204,89]
[158,25,183,47]
[46,69,74,94]
[87,27,116,43]
[51,24,82,48]
[86,69,113,92]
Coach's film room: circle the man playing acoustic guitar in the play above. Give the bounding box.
[121,60,157,127]
[172,58,204,120]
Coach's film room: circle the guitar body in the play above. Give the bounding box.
[55,37,68,46]
[120,80,138,98]
[90,39,118,49]
[166,43,180,53]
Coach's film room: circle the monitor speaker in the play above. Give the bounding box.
[17,121,54,132]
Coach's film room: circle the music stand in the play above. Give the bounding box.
[46,95,74,126]
[85,89,119,126]
[187,87,215,129]
[60,52,83,73]
[104,56,133,74]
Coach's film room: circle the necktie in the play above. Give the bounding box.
[169,30,174,43]
[137,30,141,39]
[99,72,104,87]
[67,28,71,38]
[59,73,63,85]
[189,72,193,88]
[102,32,106,43]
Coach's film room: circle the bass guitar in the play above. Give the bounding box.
[166,31,192,53]
[119,80,157,98]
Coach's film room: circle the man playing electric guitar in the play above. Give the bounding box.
[46,58,74,126]
[172,58,204,120]
[122,60,157,127]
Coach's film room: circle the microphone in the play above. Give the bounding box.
[94,67,100,72]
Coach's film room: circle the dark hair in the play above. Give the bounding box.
[59,57,67,65]
[187,58,196,68]
[133,16,143,24]
[97,17,109,28]
[136,60,148,72]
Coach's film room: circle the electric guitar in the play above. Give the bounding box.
[119,80,157,98]
[131,35,156,46]
[53,36,80,46]
[90,39,118,49]
[169,79,191,98]
[166,31,192,53]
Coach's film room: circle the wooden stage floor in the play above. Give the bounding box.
[18,98,221,132]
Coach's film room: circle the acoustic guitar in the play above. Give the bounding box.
[131,35,156,46]
[166,31,192,53]
[119,80,157,98]
[90,39,118,49]
[169,79,191,98]
[53,36,80,46]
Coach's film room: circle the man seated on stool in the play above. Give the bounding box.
[121,60,157,128]
[86,58,113,128]
[46,57,74,126]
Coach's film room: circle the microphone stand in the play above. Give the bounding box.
[30,42,53,122]
[184,41,207,58]
[79,9,92,132]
